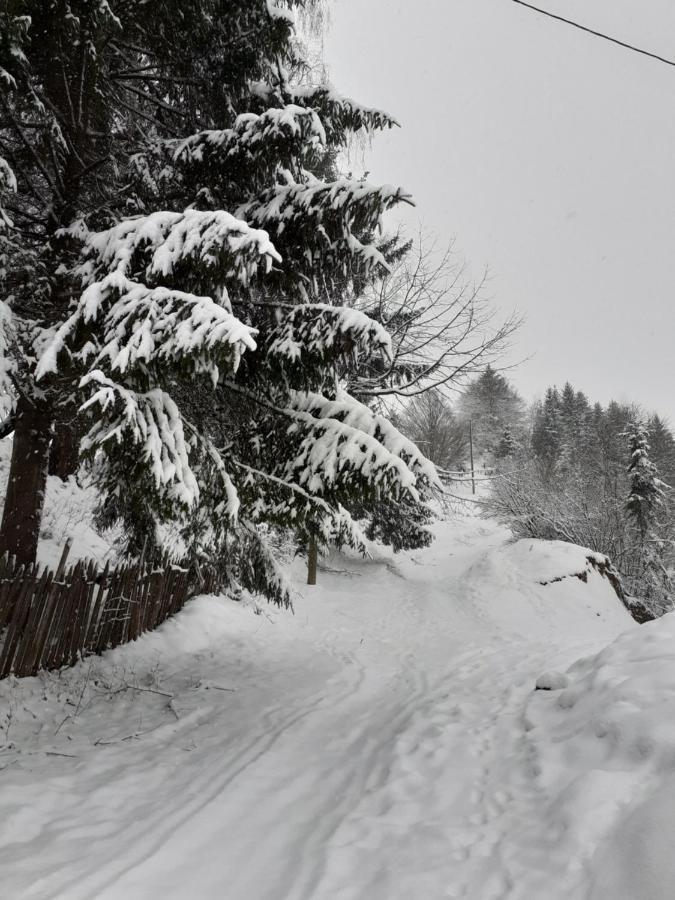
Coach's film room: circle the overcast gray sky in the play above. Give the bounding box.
[324,0,675,420]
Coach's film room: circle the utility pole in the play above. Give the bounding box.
[469,420,476,495]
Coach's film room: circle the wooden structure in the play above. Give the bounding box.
[0,542,211,678]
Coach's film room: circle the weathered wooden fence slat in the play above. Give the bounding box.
[0,544,209,679]
[0,568,35,678]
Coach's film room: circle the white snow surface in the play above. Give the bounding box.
[4,507,674,899]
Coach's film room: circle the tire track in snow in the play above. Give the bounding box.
[301,642,561,900]
[285,654,432,900]
[25,650,363,900]
[2,515,632,900]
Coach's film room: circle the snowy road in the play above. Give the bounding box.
[0,513,635,899]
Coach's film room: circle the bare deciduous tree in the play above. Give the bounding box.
[397,389,468,469]
[350,233,521,400]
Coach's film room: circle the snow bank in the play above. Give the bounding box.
[460,537,633,641]
[104,593,262,664]
[527,612,675,898]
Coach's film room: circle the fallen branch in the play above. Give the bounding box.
[125,683,174,698]
[54,714,72,736]
[94,723,163,746]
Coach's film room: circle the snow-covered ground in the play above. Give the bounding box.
[3,505,673,899]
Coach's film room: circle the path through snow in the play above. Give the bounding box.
[0,512,635,899]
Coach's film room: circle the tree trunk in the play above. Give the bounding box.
[0,395,52,566]
[49,419,80,480]
[307,533,318,586]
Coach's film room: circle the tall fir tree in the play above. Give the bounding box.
[647,414,675,489]
[495,427,517,460]
[623,422,672,617]
[624,422,664,541]
[531,386,561,474]
[0,1,437,602]
[458,365,524,457]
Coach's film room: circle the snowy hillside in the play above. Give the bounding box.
[3,508,669,900]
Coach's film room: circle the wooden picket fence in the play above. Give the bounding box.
[0,542,214,678]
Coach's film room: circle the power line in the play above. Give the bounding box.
[512,0,675,69]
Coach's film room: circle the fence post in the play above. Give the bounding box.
[55,539,72,581]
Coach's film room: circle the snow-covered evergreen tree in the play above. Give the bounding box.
[556,383,590,472]
[624,422,664,540]
[490,384,675,621]
[495,427,517,460]
[531,387,561,474]
[458,366,524,457]
[647,414,675,488]
[623,422,672,617]
[0,1,437,601]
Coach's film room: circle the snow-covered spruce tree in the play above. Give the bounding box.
[531,387,562,477]
[1,2,438,601]
[495,427,517,461]
[623,422,672,617]
[647,414,675,489]
[625,422,665,541]
[458,366,525,458]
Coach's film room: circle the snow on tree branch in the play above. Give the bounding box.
[281,389,439,498]
[265,0,296,26]
[75,209,281,289]
[235,520,295,610]
[33,209,283,562]
[249,82,398,144]
[0,156,16,229]
[174,105,326,165]
[36,273,257,383]
[238,178,410,291]
[0,157,16,194]
[79,373,201,508]
[0,300,15,418]
[322,504,369,552]
[234,459,368,553]
[291,389,440,487]
[0,12,30,83]
[238,178,410,242]
[293,86,398,144]
[266,303,391,365]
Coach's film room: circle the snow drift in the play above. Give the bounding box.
[528,611,675,900]
[456,536,632,641]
